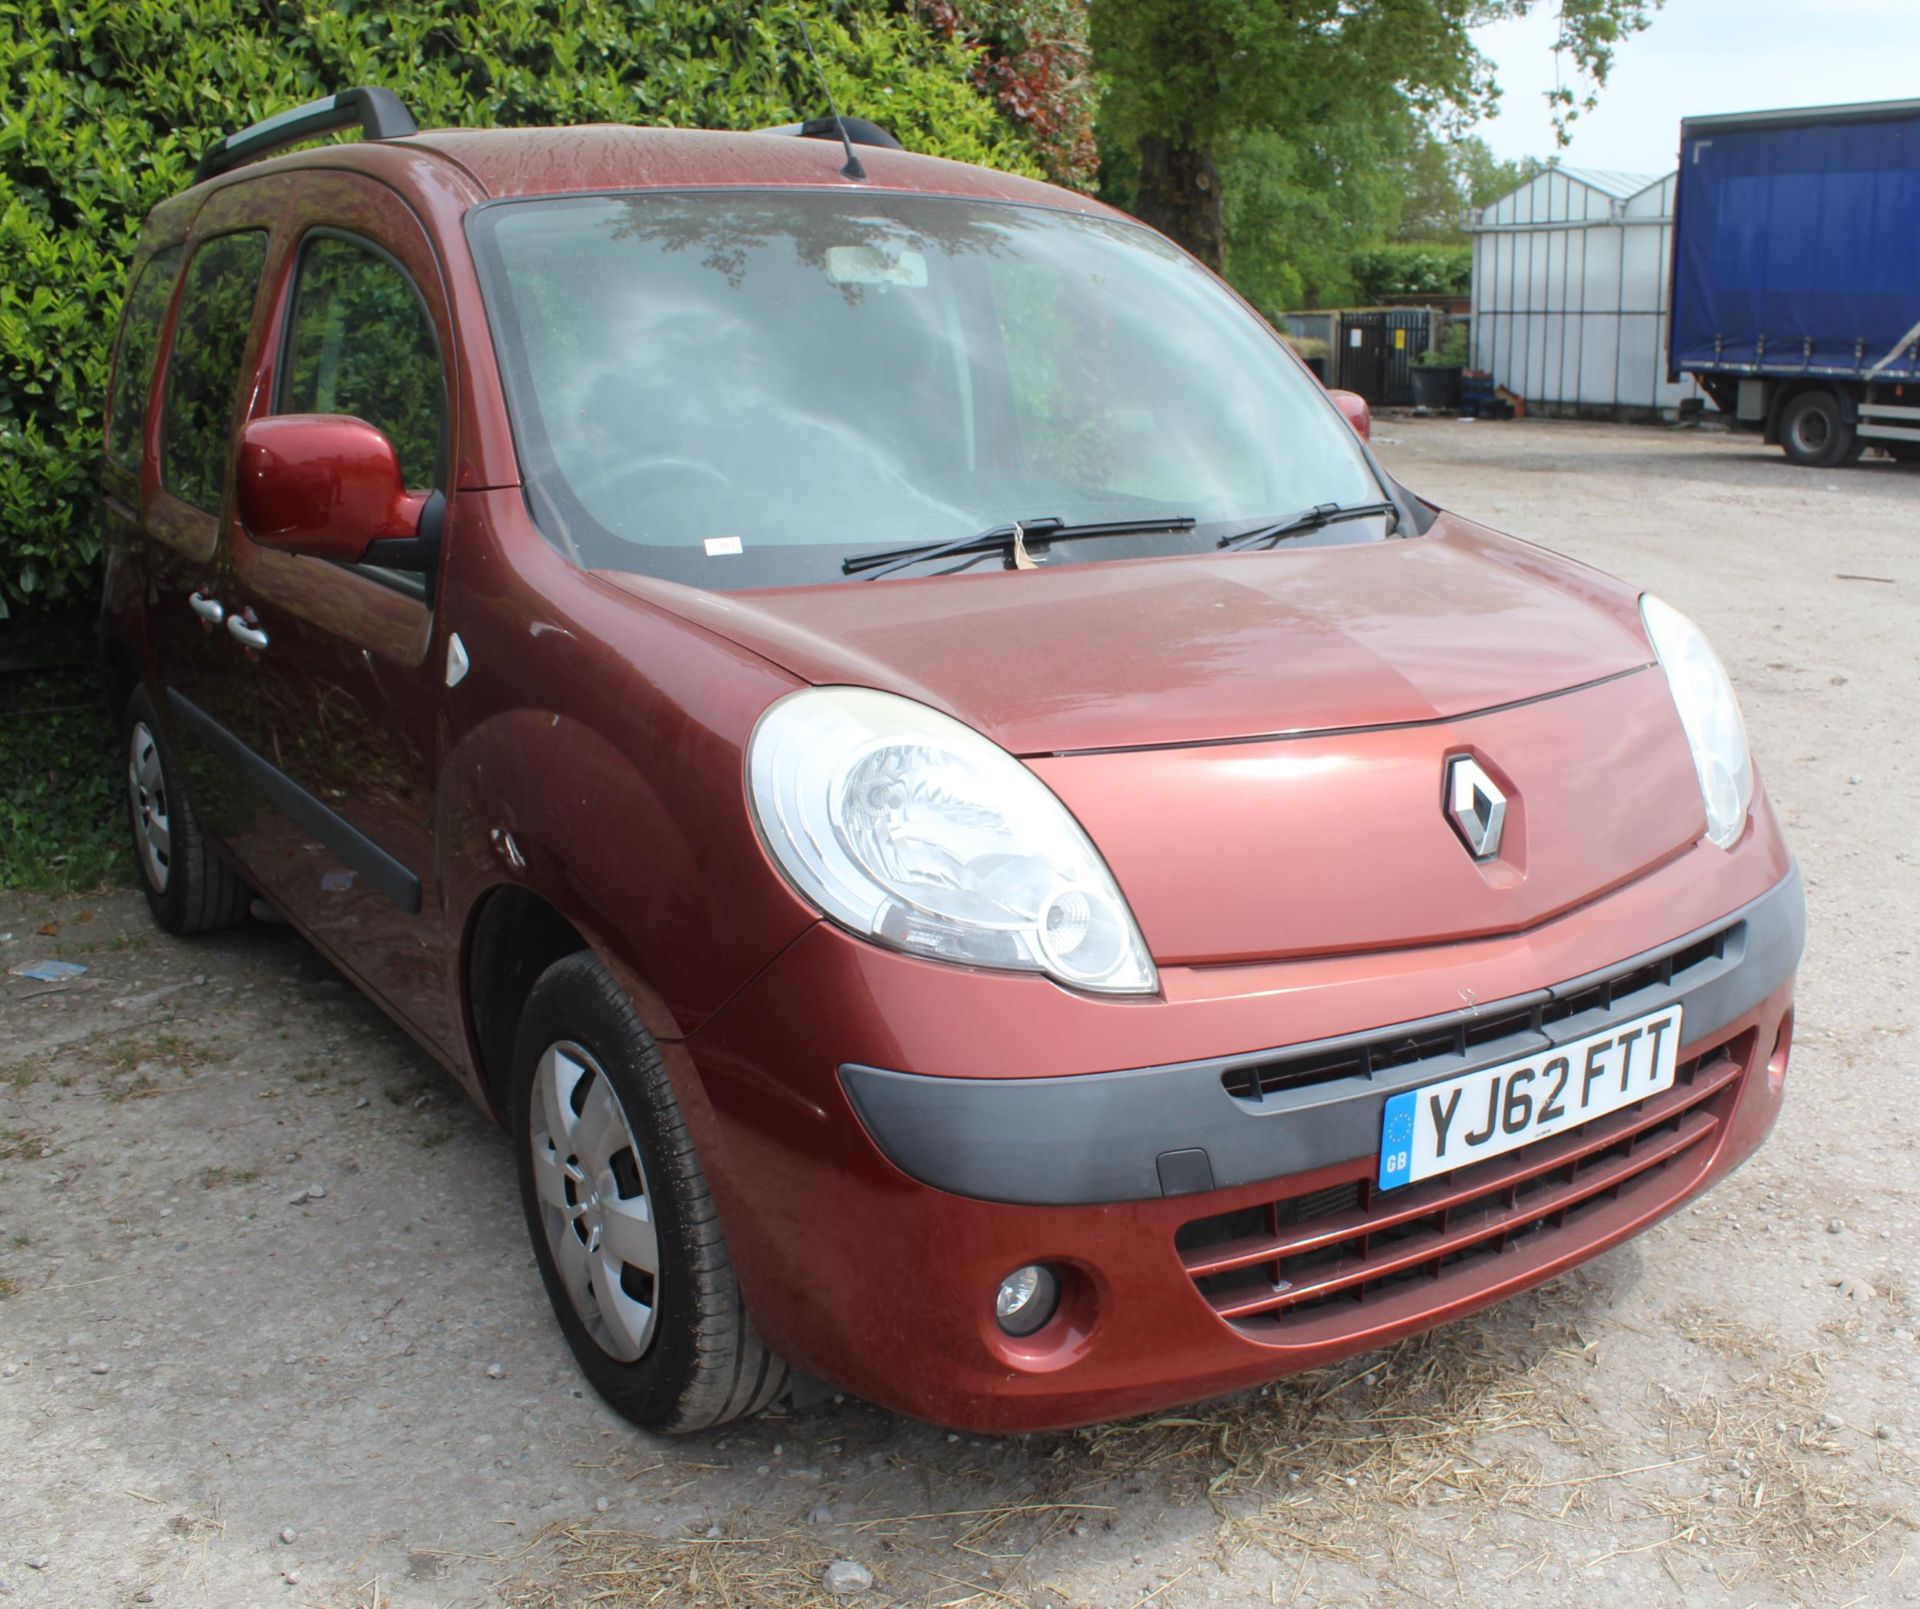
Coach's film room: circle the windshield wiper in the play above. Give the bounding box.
[1216,500,1400,552]
[845,515,1198,580]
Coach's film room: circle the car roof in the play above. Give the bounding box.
[190,124,1120,220]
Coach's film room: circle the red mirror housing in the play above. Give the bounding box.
[1328,389,1372,443]
[237,414,430,562]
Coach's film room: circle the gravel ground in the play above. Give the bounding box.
[2,416,1916,1609]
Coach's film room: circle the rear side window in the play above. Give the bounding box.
[105,246,183,472]
[162,231,270,511]
[279,234,445,490]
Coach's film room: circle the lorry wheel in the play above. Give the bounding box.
[1778,390,1855,467]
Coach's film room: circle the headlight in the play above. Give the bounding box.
[1640,595,1754,850]
[748,687,1157,994]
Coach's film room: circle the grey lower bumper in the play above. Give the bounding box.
[840,865,1804,1207]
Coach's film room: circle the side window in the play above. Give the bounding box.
[162,232,270,511]
[279,234,445,490]
[106,246,184,472]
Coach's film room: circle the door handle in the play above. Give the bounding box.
[189,591,225,625]
[226,615,269,651]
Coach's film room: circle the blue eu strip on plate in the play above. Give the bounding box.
[1378,1089,1416,1191]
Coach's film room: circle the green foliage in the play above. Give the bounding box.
[1222,123,1409,312]
[0,664,125,894]
[1093,0,1657,267]
[1351,243,1472,303]
[1394,136,1546,242]
[1417,321,1471,368]
[917,0,1096,189]
[0,0,1044,616]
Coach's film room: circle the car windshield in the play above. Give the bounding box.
[468,190,1385,591]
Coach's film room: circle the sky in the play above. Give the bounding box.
[1468,0,1920,180]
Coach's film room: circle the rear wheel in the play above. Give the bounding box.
[123,686,249,935]
[1778,389,1855,467]
[512,951,789,1432]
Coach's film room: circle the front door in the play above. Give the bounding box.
[198,175,460,1055]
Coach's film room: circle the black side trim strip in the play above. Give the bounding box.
[164,689,422,915]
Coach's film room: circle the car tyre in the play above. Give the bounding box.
[1778,389,1854,467]
[123,686,250,935]
[511,950,790,1432]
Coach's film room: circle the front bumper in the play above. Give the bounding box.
[677,844,1802,1432]
[843,868,1802,1207]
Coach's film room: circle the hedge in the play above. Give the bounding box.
[0,0,1049,617]
[1349,243,1472,303]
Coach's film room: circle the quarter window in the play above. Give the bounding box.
[162,232,270,511]
[106,246,183,472]
[279,234,445,490]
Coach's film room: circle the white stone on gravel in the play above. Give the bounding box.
[25,1558,46,1571]
[89,1363,108,1375]
[485,1364,505,1380]
[278,1526,296,1544]
[822,1559,873,1596]
[306,1183,326,1200]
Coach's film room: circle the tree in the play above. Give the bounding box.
[1222,116,1411,311]
[1396,135,1548,241]
[1093,0,1657,268]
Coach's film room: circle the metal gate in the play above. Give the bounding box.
[1334,309,1435,405]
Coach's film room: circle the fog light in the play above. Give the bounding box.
[994,1264,1059,1337]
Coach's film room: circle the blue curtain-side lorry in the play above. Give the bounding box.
[1670,97,1920,467]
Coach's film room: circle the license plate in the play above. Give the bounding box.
[1377,1004,1683,1191]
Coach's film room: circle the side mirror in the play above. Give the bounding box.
[237,414,437,567]
[1328,390,1372,443]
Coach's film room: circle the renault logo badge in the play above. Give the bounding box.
[1445,756,1507,861]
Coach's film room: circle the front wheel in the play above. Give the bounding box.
[511,951,789,1432]
[1778,389,1856,467]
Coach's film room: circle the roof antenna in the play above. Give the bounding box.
[796,15,865,181]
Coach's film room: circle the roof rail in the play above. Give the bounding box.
[195,87,418,184]
[758,115,903,152]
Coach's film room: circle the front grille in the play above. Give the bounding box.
[1220,925,1734,1102]
[1178,1028,1755,1341]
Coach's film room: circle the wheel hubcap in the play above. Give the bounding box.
[127,721,171,893]
[528,1041,659,1362]
[1795,412,1830,453]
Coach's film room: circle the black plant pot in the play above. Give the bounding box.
[1411,364,1463,410]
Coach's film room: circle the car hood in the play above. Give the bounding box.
[598,515,1654,755]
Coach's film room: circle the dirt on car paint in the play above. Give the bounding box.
[2,416,1916,1609]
